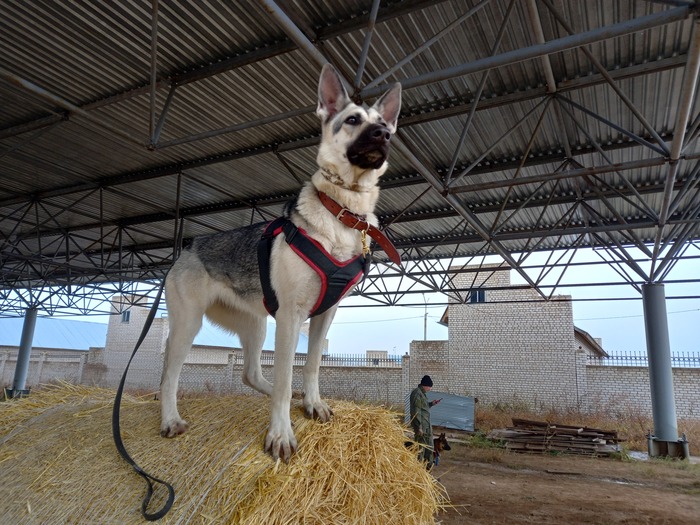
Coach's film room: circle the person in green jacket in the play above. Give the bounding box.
[409,375,441,468]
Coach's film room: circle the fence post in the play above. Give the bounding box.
[0,351,7,384]
[226,352,235,393]
[78,353,87,384]
[402,353,410,399]
[35,352,47,384]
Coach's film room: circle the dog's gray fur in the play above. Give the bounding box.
[160,64,401,462]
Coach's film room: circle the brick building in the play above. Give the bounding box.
[407,265,699,418]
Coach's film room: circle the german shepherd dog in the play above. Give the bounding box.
[433,432,451,466]
[404,433,451,468]
[159,64,401,462]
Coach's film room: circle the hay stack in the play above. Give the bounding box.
[0,382,447,524]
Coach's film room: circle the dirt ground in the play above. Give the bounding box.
[432,440,700,525]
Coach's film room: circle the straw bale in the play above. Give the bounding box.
[0,382,448,524]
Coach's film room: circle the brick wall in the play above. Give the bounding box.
[404,265,700,419]
[110,349,406,407]
[586,366,700,419]
[1,347,86,386]
[102,296,168,389]
[407,340,700,419]
[406,340,451,393]
[318,365,403,406]
[444,266,580,408]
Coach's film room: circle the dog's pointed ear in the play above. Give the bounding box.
[371,82,402,134]
[317,64,351,122]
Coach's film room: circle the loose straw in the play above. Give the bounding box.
[1,382,449,524]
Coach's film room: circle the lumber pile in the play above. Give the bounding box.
[488,418,621,456]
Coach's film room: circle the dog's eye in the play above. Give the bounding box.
[345,115,360,125]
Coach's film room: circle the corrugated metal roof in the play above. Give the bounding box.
[2,0,700,312]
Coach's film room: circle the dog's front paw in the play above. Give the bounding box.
[160,418,189,438]
[264,422,297,462]
[303,398,334,423]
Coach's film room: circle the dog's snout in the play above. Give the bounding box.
[347,123,393,169]
[371,126,391,142]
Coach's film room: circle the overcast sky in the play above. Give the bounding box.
[34,247,699,357]
[324,247,700,356]
[325,294,699,356]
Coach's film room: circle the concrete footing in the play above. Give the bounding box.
[647,432,691,459]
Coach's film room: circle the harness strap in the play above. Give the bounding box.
[258,217,367,318]
[258,217,287,316]
[112,278,175,521]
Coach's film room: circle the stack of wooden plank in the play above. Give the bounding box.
[488,418,621,456]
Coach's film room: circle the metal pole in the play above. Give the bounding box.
[423,293,427,340]
[641,283,679,443]
[658,18,700,228]
[149,0,159,144]
[354,0,381,91]
[11,307,38,395]
[257,0,329,70]
[525,0,556,93]
[424,309,427,340]
[669,18,700,163]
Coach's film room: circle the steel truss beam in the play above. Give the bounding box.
[0,0,447,142]
[2,1,700,315]
[0,28,688,197]
[0,16,693,208]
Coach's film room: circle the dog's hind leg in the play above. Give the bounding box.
[206,304,273,396]
[302,305,337,422]
[160,283,205,438]
[238,312,273,396]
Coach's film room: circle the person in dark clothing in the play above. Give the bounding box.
[409,375,441,467]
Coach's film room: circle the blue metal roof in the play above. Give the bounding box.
[0,316,308,353]
[0,317,107,351]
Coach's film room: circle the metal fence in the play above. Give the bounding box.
[587,352,700,368]
[321,353,403,367]
[257,353,403,368]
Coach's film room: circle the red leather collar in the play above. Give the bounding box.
[318,191,402,266]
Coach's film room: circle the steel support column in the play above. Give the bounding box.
[10,306,38,397]
[641,283,690,458]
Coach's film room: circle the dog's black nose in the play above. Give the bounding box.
[370,126,391,142]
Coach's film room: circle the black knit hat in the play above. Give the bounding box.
[420,375,433,387]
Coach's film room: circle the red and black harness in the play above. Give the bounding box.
[257,217,369,318]
[257,193,401,318]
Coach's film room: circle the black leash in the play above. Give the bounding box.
[111,277,175,520]
[112,219,184,520]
